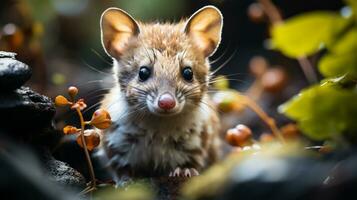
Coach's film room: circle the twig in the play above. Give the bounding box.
[298,57,318,83]
[258,0,318,84]
[75,108,96,197]
[239,94,285,143]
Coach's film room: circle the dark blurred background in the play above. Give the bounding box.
[0,0,349,196]
[0,0,344,126]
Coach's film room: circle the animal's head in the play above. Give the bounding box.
[101,6,223,116]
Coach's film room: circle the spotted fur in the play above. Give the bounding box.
[98,6,223,181]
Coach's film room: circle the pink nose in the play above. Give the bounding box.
[158,93,176,110]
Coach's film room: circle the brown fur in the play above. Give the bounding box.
[98,6,223,181]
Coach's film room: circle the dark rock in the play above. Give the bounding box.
[0,86,55,135]
[0,138,77,200]
[152,177,187,200]
[45,155,86,189]
[0,51,32,92]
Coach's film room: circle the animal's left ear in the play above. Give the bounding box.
[185,6,223,57]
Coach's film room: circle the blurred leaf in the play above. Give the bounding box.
[319,51,357,78]
[345,0,357,21]
[52,73,66,85]
[327,27,357,54]
[271,12,348,58]
[26,0,56,23]
[118,0,186,20]
[94,182,154,200]
[212,75,229,90]
[279,85,357,140]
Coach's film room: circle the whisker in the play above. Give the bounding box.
[209,43,231,64]
[82,101,102,115]
[90,48,112,65]
[81,59,114,75]
[210,48,237,76]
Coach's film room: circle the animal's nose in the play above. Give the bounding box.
[158,92,176,110]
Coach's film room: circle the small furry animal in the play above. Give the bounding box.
[98,5,223,183]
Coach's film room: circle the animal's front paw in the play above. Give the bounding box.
[169,167,199,178]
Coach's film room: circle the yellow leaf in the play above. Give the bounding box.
[271,12,349,58]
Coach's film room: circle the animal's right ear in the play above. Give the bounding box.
[100,8,140,58]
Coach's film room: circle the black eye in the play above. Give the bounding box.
[139,66,151,81]
[182,67,193,81]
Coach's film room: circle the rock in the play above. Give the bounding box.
[0,51,32,92]
[0,138,77,200]
[45,156,86,189]
[152,177,188,200]
[0,86,55,135]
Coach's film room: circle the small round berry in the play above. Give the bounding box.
[280,123,299,140]
[259,133,275,143]
[261,67,287,93]
[225,124,253,147]
[68,86,78,98]
[247,3,265,23]
[249,56,268,77]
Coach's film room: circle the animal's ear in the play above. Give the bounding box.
[185,6,223,57]
[100,8,140,58]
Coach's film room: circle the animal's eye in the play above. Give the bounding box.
[182,67,193,81]
[138,66,151,81]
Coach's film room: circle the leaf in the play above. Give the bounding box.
[319,51,357,78]
[212,90,246,112]
[345,0,357,21]
[271,12,348,58]
[279,85,357,140]
[212,75,229,90]
[327,27,357,54]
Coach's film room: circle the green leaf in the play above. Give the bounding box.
[327,27,357,54]
[279,85,357,140]
[271,12,348,58]
[319,51,357,78]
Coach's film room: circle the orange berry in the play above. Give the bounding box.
[90,109,112,129]
[280,123,299,140]
[55,95,69,107]
[76,129,100,151]
[225,124,252,147]
[249,56,268,78]
[261,68,287,93]
[63,125,79,135]
[68,86,78,98]
[247,3,265,23]
[259,133,275,143]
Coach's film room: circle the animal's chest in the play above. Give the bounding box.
[104,120,204,173]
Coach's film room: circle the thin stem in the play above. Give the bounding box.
[258,0,282,23]
[258,0,318,84]
[75,108,97,191]
[298,57,318,84]
[239,94,285,143]
[245,80,264,101]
